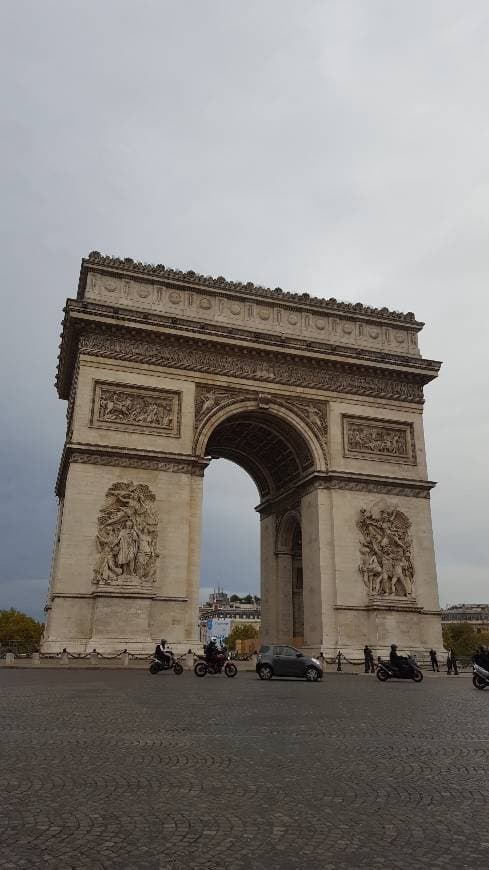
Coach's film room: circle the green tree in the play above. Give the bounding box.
[0,609,44,652]
[230,594,240,603]
[226,623,258,650]
[241,594,254,604]
[442,623,489,657]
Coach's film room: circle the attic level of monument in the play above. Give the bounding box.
[74,253,433,367]
[57,252,441,403]
[80,251,422,326]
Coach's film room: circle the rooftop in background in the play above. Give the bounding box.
[441,604,489,625]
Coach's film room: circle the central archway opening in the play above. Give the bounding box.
[198,407,314,650]
[204,409,314,501]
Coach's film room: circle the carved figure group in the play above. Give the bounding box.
[348,423,407,457]
[357,501,415,598]
[93,482,159,586]
[99,388,174,429]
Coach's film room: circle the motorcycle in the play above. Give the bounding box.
[149,650,184,675]
[472,662,489,690]
[376,654,423,683]
[194,649,238,678]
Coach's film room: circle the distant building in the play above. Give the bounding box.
[206,587,230,609]
[441,604,489,633]
[199,589,261,643]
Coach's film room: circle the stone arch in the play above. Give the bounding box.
[276,509,301,554]
[194,397,326,501]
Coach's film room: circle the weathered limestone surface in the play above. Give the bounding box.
[42,252,443,656]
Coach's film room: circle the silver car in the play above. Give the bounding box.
[256,645,323,681]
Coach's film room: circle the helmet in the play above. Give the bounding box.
[160,639,166,645]
[390,644,397,651]
[211,636,218,643]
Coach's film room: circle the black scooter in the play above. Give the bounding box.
[472,662,489,690]
[149,650,183,675]
[376,654,423,683]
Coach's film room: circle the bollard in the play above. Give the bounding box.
[61,649,69,664]
[6,652,15,666]
[32,652,40,666]
[185,652,194,671]
[122,650,129,667]
[90,649,98,665]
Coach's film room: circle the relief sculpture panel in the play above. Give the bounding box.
[358,500,415,600]
[93,481,159,587]
[343,415,415,464]
[91,381,181,436]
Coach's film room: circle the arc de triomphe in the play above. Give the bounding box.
[42,252,443,657]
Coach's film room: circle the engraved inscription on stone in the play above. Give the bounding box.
[343,416,415,464]
[93,481,159,587]
[357,500,415,599]
[91,381,181,436]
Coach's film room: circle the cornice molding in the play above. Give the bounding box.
[63,299,441,377]
[56,444,208,496]
[57,321,429,406]
[257,470,435,515]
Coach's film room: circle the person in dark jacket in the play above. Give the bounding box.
[429,649,439,672]
[154,639,171,667]
[364,645,375,673]
[449,648,459,675]
[389,644,410,676]
[205,637,219,662]
[473,646,489,670]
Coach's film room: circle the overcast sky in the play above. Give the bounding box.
[1,1,488,618]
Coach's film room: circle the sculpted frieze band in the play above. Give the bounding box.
[79,332,424,404]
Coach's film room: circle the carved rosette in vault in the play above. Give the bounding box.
[93,482,159,587]
[357,500,415,601]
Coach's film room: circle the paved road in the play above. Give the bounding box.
[1,669,487,870]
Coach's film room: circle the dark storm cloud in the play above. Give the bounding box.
[1,0,488,617]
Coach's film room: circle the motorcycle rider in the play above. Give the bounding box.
[154,638,172,668]
[473,645,489,670]
[389,644,411,677]
[205,637,225,668]
[205,636,219,660]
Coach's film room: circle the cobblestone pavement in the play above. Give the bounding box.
[1,670,488,870]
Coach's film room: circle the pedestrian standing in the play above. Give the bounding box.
[369,646,375,673]
[363,645,370,673]
[450,648,459,675]
[364,644,375,673]
[446,650,452,675]
[429,649,439,672]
